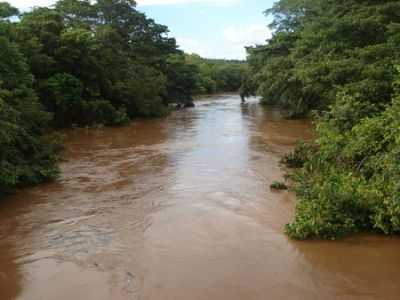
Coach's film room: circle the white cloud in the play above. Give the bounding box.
[176,24,271,60]
[176,37,200,53]
[176,37,214,58]
[222,24,272,47]
[7,0,56,10]
[216,24,271,59]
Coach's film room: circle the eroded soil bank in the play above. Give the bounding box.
[0,95,399,300]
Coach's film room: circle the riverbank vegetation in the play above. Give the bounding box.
[245,0,400,239]
[0,0,246,196]
[186,55,248,95]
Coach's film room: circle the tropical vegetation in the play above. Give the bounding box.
[245,0,400,239]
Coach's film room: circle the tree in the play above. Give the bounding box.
[163,54,199,106]
[247,0,400,117]
[0,2,18,18]
[12,0,195,127]
[186,54,248,95]
[0,14,61,195]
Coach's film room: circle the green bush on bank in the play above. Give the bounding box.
[281,141,315,169]
[285,79,400,239]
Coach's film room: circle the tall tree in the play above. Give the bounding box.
[0,4,61,196]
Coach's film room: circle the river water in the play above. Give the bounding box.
[0,95,399,300]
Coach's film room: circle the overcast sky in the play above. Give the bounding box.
[7,0,274,59]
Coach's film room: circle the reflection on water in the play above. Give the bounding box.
[0,95,399,300]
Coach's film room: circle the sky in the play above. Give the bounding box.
[7,0,276,60]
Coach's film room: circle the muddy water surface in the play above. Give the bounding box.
[1,95,400,300]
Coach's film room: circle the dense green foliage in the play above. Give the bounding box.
[4,0,247,129]
[0,8,61,196]
[186,54,248,95]
[246,0,400,239]
[247,0,400,117]
[0,0,249,127]
[12,0,199,127]
[281,141,314,168]
[286,71,400,240]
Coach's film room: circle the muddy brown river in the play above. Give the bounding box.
[1,95,400,300]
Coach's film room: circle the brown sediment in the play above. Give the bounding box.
[0,94,399,300]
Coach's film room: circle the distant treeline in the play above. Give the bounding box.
[0,0,246,196]
[186,54,248,95]
[245,0,400,239]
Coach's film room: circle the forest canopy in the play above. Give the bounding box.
[245,0,400,239]
[186,54,248,95]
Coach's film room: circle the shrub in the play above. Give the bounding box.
[286,85,400,239]
[281,141,316,169]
